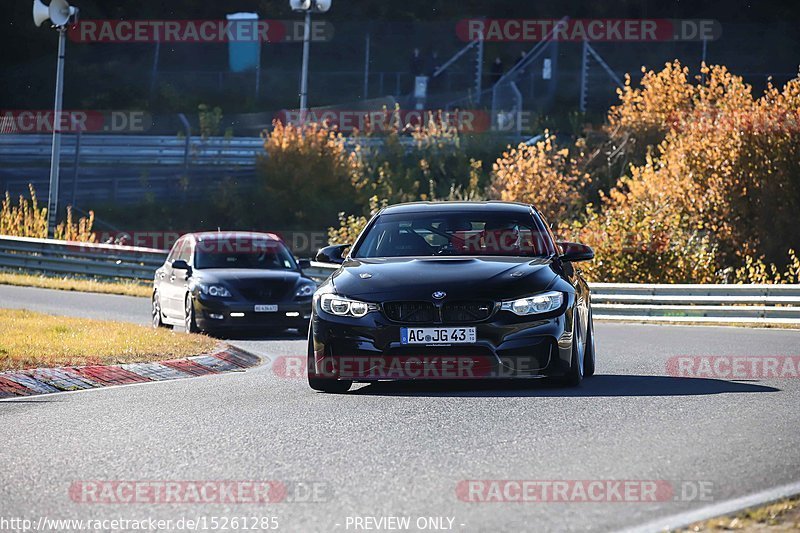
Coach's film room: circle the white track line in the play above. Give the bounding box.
[621,480,800,533]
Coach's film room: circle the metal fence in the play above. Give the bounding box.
[1,238,798,325]
[0,235,166,281]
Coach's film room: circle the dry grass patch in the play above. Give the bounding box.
[0,308,217,371]
[0,271,151,298]
[679,495,800,532]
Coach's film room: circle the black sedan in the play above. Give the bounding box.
[308,201,596,393]
[152,231,316,335]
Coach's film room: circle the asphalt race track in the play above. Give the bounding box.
[1,284,799,532]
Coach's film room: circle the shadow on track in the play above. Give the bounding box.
[0,398,60,404]
[206,328,306,342]
[350,375,780,397]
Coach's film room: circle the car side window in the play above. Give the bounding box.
[177,240,193,264]
[166,238,184,263]
[533,210,558,256]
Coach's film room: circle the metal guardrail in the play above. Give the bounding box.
[307,263,800,325]
[0,235,166,281]
[590,283,800,324]
[0,134,366,206]
[0,135,265,167]
[1,243,798,325]
[1,168,256,206]
[304,262,341,284]
[0,133,522,206]
[0,134,419,168]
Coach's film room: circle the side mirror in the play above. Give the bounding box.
[297,258,311,270]
[557,242,595,263]
[315,244,350,265]
[171,259,192,276]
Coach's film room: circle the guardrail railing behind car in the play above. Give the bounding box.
[0,134,410,167]
[590,282,800,324]
[1,243,799,325]
[0,235,167,281]
[306,263,800,325]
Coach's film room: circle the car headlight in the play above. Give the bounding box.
[193,282,232,298]
[319,293,379,318]
[501,291,564,316]
[295,284,316,298]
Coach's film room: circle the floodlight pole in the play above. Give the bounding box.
[298,9,312,121]
[47,26,67,239]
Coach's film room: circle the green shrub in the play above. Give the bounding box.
[255,121,360,230]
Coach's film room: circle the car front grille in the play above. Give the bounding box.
[383,302,436,323]
[442,301,494,323]
[382,301,494,324]
[238,282,290,302]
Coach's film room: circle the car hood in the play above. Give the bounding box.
[195,269,306,287]
[330,257,559,301]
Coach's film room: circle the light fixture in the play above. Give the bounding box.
[32,0,80,239]
[288,0,332,118]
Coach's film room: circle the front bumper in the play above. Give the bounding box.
[194,295,312,330]
[310,306,577,381]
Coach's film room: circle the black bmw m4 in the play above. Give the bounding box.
[308,201,596,393]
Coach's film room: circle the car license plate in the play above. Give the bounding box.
[401,327,476,345]
[254,305,278,313]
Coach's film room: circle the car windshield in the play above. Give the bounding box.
[352,210,555,258]
[194,238,297,270]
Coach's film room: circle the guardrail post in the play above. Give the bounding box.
[178,113,191,173]
[71,129,81,208]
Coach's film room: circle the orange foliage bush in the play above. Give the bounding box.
[574,63,800,282]
[607,60,694,143]
[324,62,799,284]
[489,133,586,228]
[571,160,720,283]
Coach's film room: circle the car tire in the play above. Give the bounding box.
[558,319,584,387]
[184,294,199,334]
[306,331,352,393]
[583,309,596,377]
[152,291,167,329]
